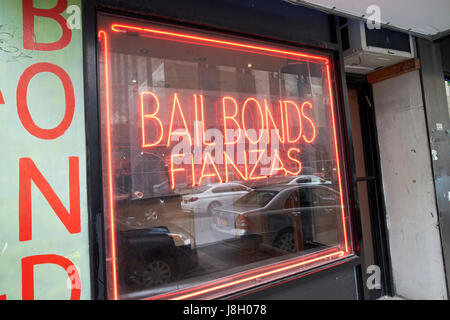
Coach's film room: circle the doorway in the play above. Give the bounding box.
[346,76,394,299]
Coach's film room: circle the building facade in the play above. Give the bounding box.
[0,0,449,300]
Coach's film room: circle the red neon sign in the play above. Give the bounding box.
[98,30,119,300]
[140,91,164,147]
[223,96,241,145]
[99,21,352,300]
[138,90,316,188]
[141,91,314,148]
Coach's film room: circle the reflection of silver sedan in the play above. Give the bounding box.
[181,183,252,215]
[286,175,332,185]
[212,185,339,252]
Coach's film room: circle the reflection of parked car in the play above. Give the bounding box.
[152,180,171,195]
[116,195,168,227]
[181,182,252,215]
[286,175,332,185]
[119,226,198,289]
[212,185,339,252]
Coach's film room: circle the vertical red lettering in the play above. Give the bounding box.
[17,63,75,140]
[284,100,302,143]
[167,93,193,146]
[198,152,223,185]
[264,99,285,143]
[269,150,287,176]
[189,154,196,187]
[193,94,202,146]
[248,149,267,180]
[224,151,248,182]
[19,157,81,242]
[286,148,302,176]
[242,98,264,144]
[140,91,163,147]
[222,96,241,145]
[22,0,72,51]
[198,94,214,146]
[21,254,80,300]
[169,154,186,190]
[301,101,316,144]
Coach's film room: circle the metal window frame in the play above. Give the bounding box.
[81,0,381,300]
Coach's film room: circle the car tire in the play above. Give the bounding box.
[141,259,173,288]
[207,201,222,216]
[273,228,296,253]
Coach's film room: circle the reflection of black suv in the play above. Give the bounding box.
[118,226,198,289]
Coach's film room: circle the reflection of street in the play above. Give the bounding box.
[185,237,276,279]
[117,181,339,295]
[145,197,277,278]
[118,194,279,284]
[117,195,195,241]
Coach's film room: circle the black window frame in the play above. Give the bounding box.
[82,0,370,300]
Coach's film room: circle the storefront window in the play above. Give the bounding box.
[97,14,353,300]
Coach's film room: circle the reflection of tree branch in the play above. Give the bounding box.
[0,25,33,62]
[0,45,19,53]
[0,32,14,41]
[13,51,32,60]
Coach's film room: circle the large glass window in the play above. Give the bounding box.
[97,14,354,300]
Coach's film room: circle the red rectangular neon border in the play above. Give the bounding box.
[98,22,352,300]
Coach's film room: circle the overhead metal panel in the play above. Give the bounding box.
[286,0,450,39]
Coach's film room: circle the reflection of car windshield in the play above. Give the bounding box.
[235,190,279,207]
[190,185,210,194]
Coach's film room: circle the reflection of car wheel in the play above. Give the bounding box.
[207,201,221,216]
[273,229,296,253]
[141,259,172,287]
